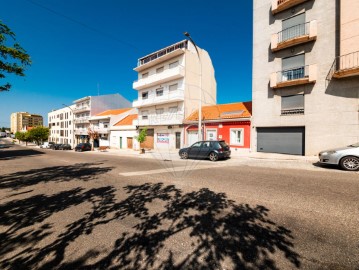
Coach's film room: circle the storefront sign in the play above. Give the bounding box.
[157,133,169,143]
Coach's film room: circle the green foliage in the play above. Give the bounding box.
[0,21,31,91]
[28,126,49,145]
[15,131,24,141]
[136,128,147,144]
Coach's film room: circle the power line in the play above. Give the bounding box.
[25,0,142,52]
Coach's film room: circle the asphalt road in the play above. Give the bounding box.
[0,141,358,270]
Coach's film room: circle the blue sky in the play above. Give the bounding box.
[0,0,253,127]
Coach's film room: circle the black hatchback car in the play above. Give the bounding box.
[75,143,92,152]
[179,140,231,161]
[50,143,62,150]
[59,144,72,150]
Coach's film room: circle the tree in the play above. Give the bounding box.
[15,131,24,142]
[136,127,147,153]
[88,127,99,151]
[28,126,49,146]
[0,21,31,92]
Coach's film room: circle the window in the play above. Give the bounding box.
[230,128,244,146]
[156,66,164,73]
[156,88,163,96]
[169,106,178,113]
[281,94,304,115]
[142,92,148,99]
[191,142,202,148]
[169,83,178,91]
[142,110,148,120]
[156,108,164,115]
[282,13,306,42]
[169,61,179,68]
[282,54,305,81]
[142,72,148,78]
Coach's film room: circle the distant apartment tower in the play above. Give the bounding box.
[252,0,359,156]
[73,94,131,146]
[48,105,75,147]
[133,40,217,150]
[10,112,43,133]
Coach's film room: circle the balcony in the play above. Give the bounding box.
[73,106,90,113]
[133,89,185,108]
[272,0,312,14]
[93,127,109,134]
[327,51,359,80]
[135,40,187,72]
[74,129,88,135]
[74,117,90,124]
[271,21,317,52]
[133,66,185,90]
[270,64,317,88]
[138,113,184,126]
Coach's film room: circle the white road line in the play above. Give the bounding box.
[119,163,225,176]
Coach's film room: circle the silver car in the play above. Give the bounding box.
[319,142,359,171]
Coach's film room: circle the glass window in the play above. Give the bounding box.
[156,108,164,115]
[169,61,179,68]
[169,83,178,91]
[142,110,148,120]
[156,66,164,73]
[142,92,148,99]
[169,106,178,113]
[281,94,304,115]
[156,88,163,96]
[230,128,244,146]
[191,142,202,148]
[142,72,148,78]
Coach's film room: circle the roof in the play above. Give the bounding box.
[185,102,252,122]
[95,108,131,117]
[114,114,138,126]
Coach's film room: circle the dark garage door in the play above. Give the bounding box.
[257,127,305,155]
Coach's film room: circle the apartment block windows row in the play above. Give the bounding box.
[140,60,180,79]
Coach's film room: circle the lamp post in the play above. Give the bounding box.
[62,104,75,148]
[184,32,202,141]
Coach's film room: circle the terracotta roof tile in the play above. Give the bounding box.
[96,108,131,116]
[185,102,252,121]
[114,114,138,126]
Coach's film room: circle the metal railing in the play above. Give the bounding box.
[138,40,188,66]
[326,51,359,81]
[277,0,290,4]
[277,65,308,83]
[278,22,309,43]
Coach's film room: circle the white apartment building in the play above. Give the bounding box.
[133,40,217,150]
[48,105,75,147]
[252,0,359,156]
[73,94,131,147]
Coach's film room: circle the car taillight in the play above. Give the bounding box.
[218,147,223,153]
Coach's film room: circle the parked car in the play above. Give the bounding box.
[50,143,62,150]
[75,143,92,152]
[179,140,231,161]
[40,142,54,149]
[59,144,72,150]
[319,142,359,171]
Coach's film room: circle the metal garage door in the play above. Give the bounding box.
[257,127,305,155]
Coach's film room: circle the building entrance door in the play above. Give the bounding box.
[175,132,181,149]
[206,129,217,141]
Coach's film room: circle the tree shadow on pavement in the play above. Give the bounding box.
[0,163,114,190]
[0,148,44,161]
[0,182,301,269]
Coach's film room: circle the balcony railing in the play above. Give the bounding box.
[93,127,109,134]
[271,21,317,52]
[133,89,185,108]
[270,64,317,88]
[138,113,184,126]
[137,40,188,67]
[326,51,359,80]
[272,0,312,14]
[73,106,90,113]
[133,65,185,90]
[74,117,90,124]
[74,129,88,135]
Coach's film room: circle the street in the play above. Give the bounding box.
[0,142,358,270]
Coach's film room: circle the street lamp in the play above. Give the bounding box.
[183,32,202,141]
[62,104,75,148]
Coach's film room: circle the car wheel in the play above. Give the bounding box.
[209,152,219,162]
[181,151,188,159]
[339,156,359,171]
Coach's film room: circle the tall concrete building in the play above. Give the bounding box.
[48,105,75,147]
[252,0,359,156]
[10,112,43,133]
[133,40,216,150]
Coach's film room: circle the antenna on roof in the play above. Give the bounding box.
[97,83,100,96]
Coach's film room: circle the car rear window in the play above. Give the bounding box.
[219,141,228,148]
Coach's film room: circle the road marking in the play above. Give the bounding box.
[119,163,225,176]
